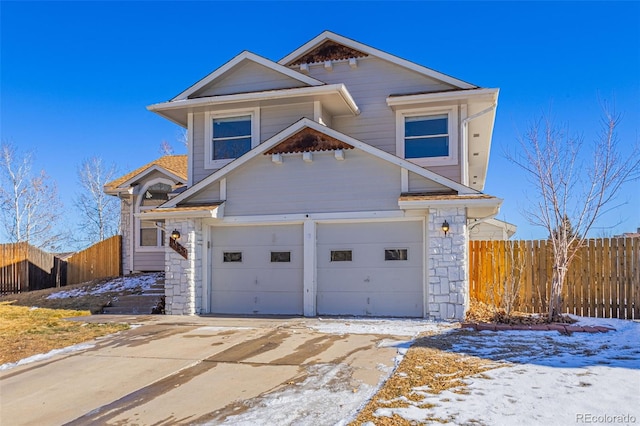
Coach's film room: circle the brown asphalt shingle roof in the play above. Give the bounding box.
[399,192,497,201]
[287,40,369,66]
[105,155,188,191]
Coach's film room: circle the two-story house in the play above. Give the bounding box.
[107,32,503,320]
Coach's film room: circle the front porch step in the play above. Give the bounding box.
[101,283,165,315]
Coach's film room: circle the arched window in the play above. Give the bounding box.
[137,179,173,248]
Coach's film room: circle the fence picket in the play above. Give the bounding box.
[470,238,639,320]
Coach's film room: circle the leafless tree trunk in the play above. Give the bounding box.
[508,107,640,321]
[0,142,66,251]
[75,157,119,246]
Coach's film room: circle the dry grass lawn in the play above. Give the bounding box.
[350,331,502,426]
[0,302,128,365]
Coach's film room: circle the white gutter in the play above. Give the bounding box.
[461,102,497,186]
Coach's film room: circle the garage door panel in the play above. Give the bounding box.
[317,221,424,318]
[316,268,423,292]
[210,224,303,315]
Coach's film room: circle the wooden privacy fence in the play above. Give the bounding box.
[0,236,121,294]
[469,238,640,320]
[65,235,122,285]
[0,243,64,294]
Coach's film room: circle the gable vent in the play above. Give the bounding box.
[287,40,369,66]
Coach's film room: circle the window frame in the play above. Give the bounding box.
[395,106,458,167]
[204,108,260,170]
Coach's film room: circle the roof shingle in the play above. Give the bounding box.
[105,155,188,191]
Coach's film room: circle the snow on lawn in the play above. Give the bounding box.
[46,273,163,299]
[373,316,640,426]
[0,343,95,371]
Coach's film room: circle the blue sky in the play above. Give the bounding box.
[1,1,639,243]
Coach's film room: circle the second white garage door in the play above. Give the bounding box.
[210,224,303,315]
[317,221,424,317]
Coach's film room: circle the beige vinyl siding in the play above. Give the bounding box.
[408,171,451,193]
[305,58,456,154]
[185,181,221,204]
[133,251,164,272]
[192,61,308,98]
[224,150,401,216]
[423,165,461,184]
[261,103,314,142]
[192,113,209,184]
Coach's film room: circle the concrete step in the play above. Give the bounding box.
[101,290,164,315]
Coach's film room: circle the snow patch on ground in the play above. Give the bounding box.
[0,343,95,371]
[308,318,457,337]
[373,317,640,426]
[216,363,378,426]
[46,273,162,299]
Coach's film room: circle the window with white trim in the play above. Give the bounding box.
[396,107,458,166]
[405,115,449,158]
[204,109,260,169]
[140,220,165,247]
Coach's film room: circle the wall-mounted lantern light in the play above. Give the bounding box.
[171,229,181,240]
[441,220,450,236]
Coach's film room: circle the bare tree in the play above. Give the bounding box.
[509,108,640,320]
[75,157,119,246]
[159,140,174,155]
[0,142,66,251]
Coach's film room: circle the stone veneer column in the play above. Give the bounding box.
[119,196,133,274]
[427,207,468,321]
[164,218,204,315]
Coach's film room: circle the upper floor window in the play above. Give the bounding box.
[205,108,260,169]
[212,115,251,160]
[396,107,458,167]
[404,115,449,158]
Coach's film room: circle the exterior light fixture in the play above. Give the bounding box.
[441,220,450,236]
[171,229,181,240]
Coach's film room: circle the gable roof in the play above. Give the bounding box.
[164,119,479,208]
[172,51,325,101]
[279,31,477,90]
[104,155,187,194]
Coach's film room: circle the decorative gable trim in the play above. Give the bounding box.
[164,118,479,208]
[172,51,325,101]
[287,40,369,66]
[279,31,476,90]
[264,127,354,155]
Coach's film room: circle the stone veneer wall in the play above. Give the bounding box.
[119,196,133,274]
[427,207,468,321]
[164,218,204,315]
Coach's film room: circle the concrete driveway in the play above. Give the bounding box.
[0,315,434,425]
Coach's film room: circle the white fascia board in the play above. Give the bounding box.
[171,51,324,101]
[398,196,503,210]
[115,165,186,191]
[135,204,224,220]
[279,31,477,90]
[150,84,359,115]
[386,88,499,108]
[217,210,409,226]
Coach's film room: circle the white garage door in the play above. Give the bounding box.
[317,221,423,317]
[210,224,303,315]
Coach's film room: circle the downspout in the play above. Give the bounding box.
[461,103,497,186]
